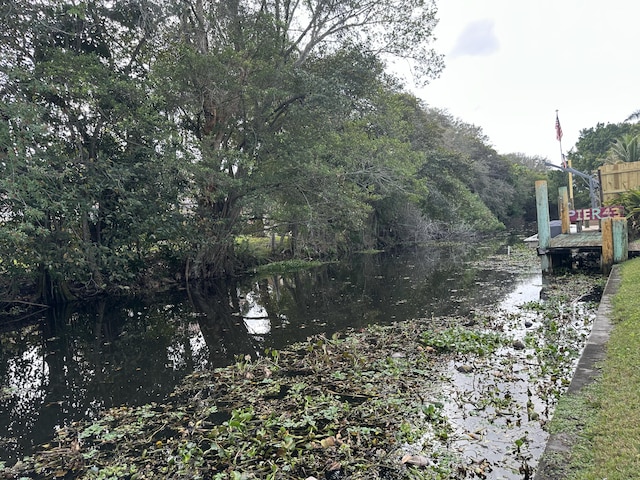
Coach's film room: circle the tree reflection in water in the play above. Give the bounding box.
[0,241,535,465]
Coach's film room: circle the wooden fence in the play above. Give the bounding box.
[599,161,640,203]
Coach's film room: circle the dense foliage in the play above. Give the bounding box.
[0,0,543,304]
[566,121,640,208]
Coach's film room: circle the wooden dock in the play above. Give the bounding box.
[526,232,640,252]
[551,232,640,251]
[534,180,634,273]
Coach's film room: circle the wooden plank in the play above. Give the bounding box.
[550,232,602,248]
[613,217,628,263]
[536,181,551,249]
[535,180,551,272]
[559,186,570,234]
[601,218,614,273]
[599,161,640,202]
[629,239,640,252]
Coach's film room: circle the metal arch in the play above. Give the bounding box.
[544,162,601,208]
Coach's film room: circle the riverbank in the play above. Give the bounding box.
[535,257,640,479]
[1,246,604,479]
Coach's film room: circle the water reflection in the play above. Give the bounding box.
[0,241,536,464]
[500,273,545,313]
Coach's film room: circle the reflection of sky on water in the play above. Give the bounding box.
[240,285,293,337]
[0,300,215,464]
[242,290,271,335]
[166,342,186,369]
[442,271,592,479]
[0,241,540,464]
[244,318,271,335]
[5,345,48,432]
[499,273,543,313]
[188,325,209,364]
[166,323,210,370]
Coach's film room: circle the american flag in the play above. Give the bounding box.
[555,114,563,142]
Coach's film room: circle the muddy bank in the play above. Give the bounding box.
[3,248,604,479]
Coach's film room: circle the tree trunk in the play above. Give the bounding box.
[82,211,105,288]
[38,267,76,305]
[191,192,243,279]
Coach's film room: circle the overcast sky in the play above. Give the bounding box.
[407,0,640,163]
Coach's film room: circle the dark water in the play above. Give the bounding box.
[0,240,538,465]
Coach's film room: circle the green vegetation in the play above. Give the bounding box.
[541,258,640,479]
[580,258,640,479]
[253,259,325,275]
[10,326,463,479]
[606,187,640,239]
[563,120,640,209]
[1,1,639,312]
[421,326,506,355]
[0,0,544,306]
[5,263,604,479]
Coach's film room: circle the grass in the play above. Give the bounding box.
[544,257,640,479]
[236,234,283,259]
[253,259,325,275]
[236,234,329,275]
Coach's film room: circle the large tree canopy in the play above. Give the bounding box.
[152,0,445,278]
[0,0,541,304]
[0,0,185,301]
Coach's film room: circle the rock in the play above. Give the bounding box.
[524,321,533,328]
[512,339,526,350]
[457,364,474,373]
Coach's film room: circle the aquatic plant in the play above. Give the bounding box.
[5,265,602,480]
[421,326,506,356]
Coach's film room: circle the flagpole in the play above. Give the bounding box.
[556,110,573,209]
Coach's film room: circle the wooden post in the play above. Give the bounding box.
[559,186,570,234]
[612,217,628,263]
[535,180,552,273]
[601,217,614,273]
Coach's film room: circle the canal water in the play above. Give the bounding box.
[0,239,540,466]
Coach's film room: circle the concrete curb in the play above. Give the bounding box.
[533,265,620,479]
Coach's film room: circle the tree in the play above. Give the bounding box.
[0,0,543,303]
[503,152,548,173]
[0,1,185,302]
[614,188,640,238]
[607,133,640,164]
[242,53,431,254]
[155,0,444,278]
[421,111,513,226]
[625,110,640,123]
[568,122,640,207]
[569,122,638,174]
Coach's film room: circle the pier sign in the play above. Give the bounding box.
[569,206,624,222]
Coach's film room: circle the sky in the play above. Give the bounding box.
[406,0,640,164]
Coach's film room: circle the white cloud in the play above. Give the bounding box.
[450,19,499,58]
[408,0,640,163]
